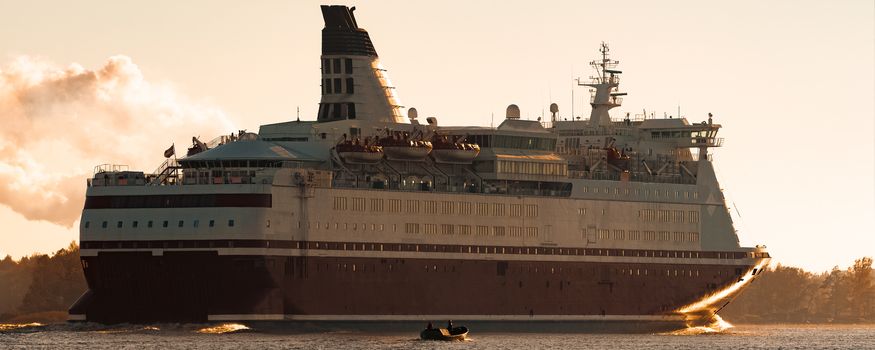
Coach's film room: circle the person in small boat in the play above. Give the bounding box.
[426,321,433,330]
[447,320,453,329]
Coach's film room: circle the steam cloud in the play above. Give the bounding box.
[0,55,235,227]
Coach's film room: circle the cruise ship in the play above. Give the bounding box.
[69,5,770,330]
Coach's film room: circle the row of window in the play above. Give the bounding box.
[84,219,235,230]
[83,238,756,260]
[465,135,556,151]
[402,223,539,238]
[317,102,357,121]
[312,263,715,281]
[592,229,700,243]
[322,58,353,75]
[496,161,568,176]
[323,78,354,95]
[638,209,700,223]
[616,268,701,277]
[581,186,700,200]
[334,197,540,217]
[309,221,540,238]
[575,207,699,225]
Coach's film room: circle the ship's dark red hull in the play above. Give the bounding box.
[70,250,751,326]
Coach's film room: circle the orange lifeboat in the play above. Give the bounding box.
[430,134,480,164]
[379,129,432,161]
[337,135,383,164]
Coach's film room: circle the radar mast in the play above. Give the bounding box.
[579,42,627,127]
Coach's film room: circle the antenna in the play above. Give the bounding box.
[571,76,575,120]
[296,106,300,121]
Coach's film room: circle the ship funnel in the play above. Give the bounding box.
[317,5,404,124]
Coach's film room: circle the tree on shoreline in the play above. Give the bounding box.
[722,257,875,323]
[0,242,86,321]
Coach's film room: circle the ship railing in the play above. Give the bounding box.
[93,164,129,175]
[567,171,696,185]
[589,94,623,105]
[691,137,724,147]
[147,158,181,186]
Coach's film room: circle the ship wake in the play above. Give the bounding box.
[670,261,768,335]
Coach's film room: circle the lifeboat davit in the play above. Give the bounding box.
[605,137,630,170]
[430,134,480,164]
[379,130,432,162]
[337,136,383,164]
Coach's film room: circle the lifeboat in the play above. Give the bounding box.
[430,134,480,164]
[336,136,383,164]
[379,129,432,161]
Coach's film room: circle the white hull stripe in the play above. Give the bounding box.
[206,314,687,322]
[80,247,759,266]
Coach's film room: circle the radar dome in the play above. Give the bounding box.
[408,107,418,120]
[506,104,520,119]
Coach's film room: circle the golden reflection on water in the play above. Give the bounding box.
[0,322,44,331]
[196,323,250,334]
[668,314,734,335]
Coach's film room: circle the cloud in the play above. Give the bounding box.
[0,55,235,227]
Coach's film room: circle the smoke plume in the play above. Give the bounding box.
[0,55,235,227]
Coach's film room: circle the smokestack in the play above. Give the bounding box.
[316,5,404,124]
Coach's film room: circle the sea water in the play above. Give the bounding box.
[0,322,873,349]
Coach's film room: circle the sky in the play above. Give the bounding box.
[0,0,872,272]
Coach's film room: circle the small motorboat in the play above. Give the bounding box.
[420,326,468,341]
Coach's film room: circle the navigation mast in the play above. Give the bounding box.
[579,42,627,127]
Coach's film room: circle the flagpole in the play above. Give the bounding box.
[172,143,177,185]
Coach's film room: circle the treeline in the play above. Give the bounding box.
[722,257,875,323]
[0,242,86,322]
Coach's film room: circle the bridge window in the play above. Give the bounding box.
[228,219,235,227]
[117,221,123,228]
[102,221,107,229]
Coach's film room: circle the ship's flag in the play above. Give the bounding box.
[163,144,175,158]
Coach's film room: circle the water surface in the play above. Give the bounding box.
[1,322,872,349]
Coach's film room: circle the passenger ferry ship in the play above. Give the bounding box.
[69,5,770,330]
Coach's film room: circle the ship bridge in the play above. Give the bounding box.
[640,116,723,160]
